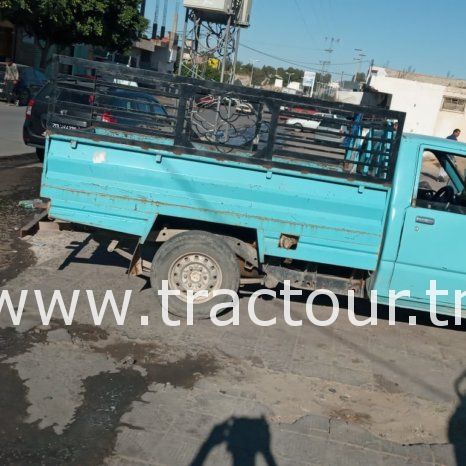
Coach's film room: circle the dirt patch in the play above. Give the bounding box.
[330,408,372,426]
[66,323,109,343]
[96,342,220,389]
[374,373,403,394]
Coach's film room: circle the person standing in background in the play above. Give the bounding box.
[3,57,19,104]
[447,129,461,141]
[437,129,462,181]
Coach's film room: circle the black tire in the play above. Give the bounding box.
[150,231,240,319]
[36,148,45,163]
[294,123,303,133]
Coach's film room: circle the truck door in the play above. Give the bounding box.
[390,145,466,306]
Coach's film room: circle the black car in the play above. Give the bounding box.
[0,64,47,106]
[23,81,169,162]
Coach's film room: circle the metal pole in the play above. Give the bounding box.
[177,9,189,75]
[309,75,315,98]
[161,0,168,38]
[192,16,201,78]
[229,28,241,84]
[169,0,180,63]
[219,15,232,84]
[152,0,160,38]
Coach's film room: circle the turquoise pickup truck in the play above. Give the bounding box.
[40,56,466,319]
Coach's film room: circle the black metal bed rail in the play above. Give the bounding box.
[48,55,406,184]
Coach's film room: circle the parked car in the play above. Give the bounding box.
[195,94,219,108]
[235,101,254,115]
[285,115,321,132]
[0,64,47,105]
[286,112,347,143]
[23,80,168,162]
[314,114,348,144]
[195,95,247,110]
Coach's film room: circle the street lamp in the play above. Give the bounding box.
[250,59,260,87]
[353,49,367,81]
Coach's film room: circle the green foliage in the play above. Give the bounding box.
[355,72,366,82]
[0,0,148,52]
[235,62,332,87]
[235,62,306,86]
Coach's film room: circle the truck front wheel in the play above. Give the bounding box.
[150,231,240,319]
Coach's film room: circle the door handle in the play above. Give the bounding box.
[416,216,435,225]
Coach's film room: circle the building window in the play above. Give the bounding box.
[442,97,466,113]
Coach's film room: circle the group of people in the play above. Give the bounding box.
[2,57,19,105]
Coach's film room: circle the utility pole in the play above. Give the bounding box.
[220,15,233,83]
[286,72,292,86]
[323,36,339,73]
[169,1,180,63]
[353,48,366,82]
[366,58,375,83]
[230,28,241,84]
[152,0,160,39]
[178,1,252,81]
[160,0,168,39]
[250,59,260,87]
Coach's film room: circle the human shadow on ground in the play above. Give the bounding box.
[190,416,278,466]
[449,371,466,466]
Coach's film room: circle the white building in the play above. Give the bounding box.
[367,67,466,141]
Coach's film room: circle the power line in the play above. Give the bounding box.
[240,43,356,77]
[307,0,326,35]
[243,40,325,52]
[292,0,315,41]
[241,43,369,70]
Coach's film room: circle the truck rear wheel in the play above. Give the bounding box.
[150,231,240,319]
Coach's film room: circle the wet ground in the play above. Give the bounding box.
[0,322,223,466]
[0,154,42,285]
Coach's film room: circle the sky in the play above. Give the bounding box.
[144,0,464,80]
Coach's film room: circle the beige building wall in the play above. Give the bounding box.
[368,67,466,142]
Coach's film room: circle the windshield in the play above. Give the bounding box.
[101,92,167,116]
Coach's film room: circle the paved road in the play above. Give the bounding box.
[0,166,465,465]
[0,102,34,157]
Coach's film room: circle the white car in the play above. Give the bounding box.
[235,101,254,115]
[286,112,346,143]
[285,112,334,132]
[286,117,320,132]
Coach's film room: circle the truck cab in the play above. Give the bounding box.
[374,135,466,316]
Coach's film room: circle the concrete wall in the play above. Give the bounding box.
[369,74,445,135]
[336,90,363,105]
[368,72,466,142]
[434,89,466,140]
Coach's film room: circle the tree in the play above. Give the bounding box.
[0,0,148,68]
[355,72,366,83]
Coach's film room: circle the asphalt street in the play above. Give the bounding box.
[0,102,34,157]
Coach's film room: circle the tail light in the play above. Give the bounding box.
[26,99,35,120]
[102,111,117,124]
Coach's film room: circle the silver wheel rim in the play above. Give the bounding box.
[168,252,223,304]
